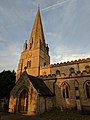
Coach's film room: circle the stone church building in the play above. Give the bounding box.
[9,8,90,115]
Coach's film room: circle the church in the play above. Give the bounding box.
[9,8,90,115]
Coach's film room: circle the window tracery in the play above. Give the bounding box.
[61,82,70,98]
[85,81,90,98]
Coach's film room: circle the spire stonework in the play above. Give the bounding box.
[28,7,46,50]
[16,8,50,80]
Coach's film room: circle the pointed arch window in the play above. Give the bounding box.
[61,82,70,98]
[27,60,31,68]
[66,85,69,98]
[85,81,90,98]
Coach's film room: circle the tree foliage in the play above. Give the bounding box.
[0,70,16,99]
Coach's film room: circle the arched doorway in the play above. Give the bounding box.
[18,89,28,113]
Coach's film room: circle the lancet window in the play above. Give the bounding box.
[61,82,70,98]
[84,81,90,98]
[27,60,31,68]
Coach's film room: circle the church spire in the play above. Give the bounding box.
[16,7,50,79]
[28,7,46,50]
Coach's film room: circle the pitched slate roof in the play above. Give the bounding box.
[26,73,54,97]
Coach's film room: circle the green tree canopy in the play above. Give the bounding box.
[0,70,16,99]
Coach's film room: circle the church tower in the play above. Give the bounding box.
[16,8,50,80]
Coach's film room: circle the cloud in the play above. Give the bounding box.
[0,41,21,56]
[50,41,90,64]
[0,0,90,71]
[61,54,90,62]
[0,41,21,72]
[45,0,90,64]
[0,64,18,72]
[51,53,90,64]
[46,32,57,37]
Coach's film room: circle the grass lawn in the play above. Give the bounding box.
[1,109,90,120]
[38,109,90,120]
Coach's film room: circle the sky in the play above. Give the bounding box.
[0,0,90,72]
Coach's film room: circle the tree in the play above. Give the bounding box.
[0,70,16,99]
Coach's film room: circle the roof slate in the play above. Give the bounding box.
[27,73,54,97]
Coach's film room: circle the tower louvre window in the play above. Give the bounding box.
[44,62,46,66]
[27,61,31,68]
